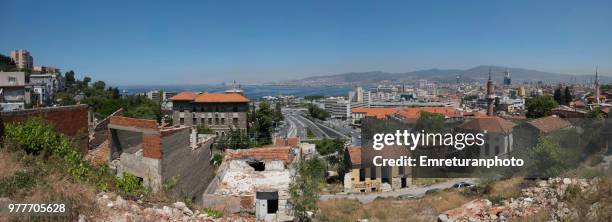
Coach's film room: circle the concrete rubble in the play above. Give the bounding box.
[438,177,604,222]
[85,192,254,222]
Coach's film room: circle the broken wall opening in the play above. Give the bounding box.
[248,160,266,171]
[110,128,143,160]
[256,190,279,218]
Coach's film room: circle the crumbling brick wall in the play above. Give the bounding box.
[108,116,215,199]
[161,128,215,202]
[90,108,123,150]
[1,105,90,153]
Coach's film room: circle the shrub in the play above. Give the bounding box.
[4,118,59,154]
[0,171,38,197]
[211,153,223,167]
[196,124,213,134]
[115,173,148,198]
[162,176,179,192]
[201,208,223,218]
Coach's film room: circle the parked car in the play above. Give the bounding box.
[398,194,417,199]
[452,182,474,188]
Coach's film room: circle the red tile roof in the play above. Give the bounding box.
[347,146,361,165]
[287,137,299,147]
[195,92,249,103]
[169,92,196,101]
[226,146,293,164]
[459,116,516,134]
[351,107,399,119]
[573,100,586,107]
[396,107,461,119]
[274,137,300,147]
[170,91,250,103]
[527,115,571,133]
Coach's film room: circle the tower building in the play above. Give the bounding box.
[595,67,600,105]
[486,69,495,116]
[503,69,511,86]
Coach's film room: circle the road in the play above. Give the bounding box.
[278,109,349,140]
[319,178,477,204]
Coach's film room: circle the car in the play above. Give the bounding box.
[398,194,417,199]
[452,182,474,189]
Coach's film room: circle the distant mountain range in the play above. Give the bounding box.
[276,66,610,86]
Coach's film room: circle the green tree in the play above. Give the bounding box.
[289,158,327,221]
[65,70,76,87]
[83,76,92,86]
[525,95,558,118]
[273,101,283,123]
[529,137,568,177]
[315,138,344,156]
[415,111,445,132]
[196,124,213,134]
[564,87,573,105]
[586,107,603,119]
[304,95,324,101]
[307,104,329,120]
[553,87,565,105]
[92,81,106,90]
[248,101,275,145]
[0,54,17,71]
[494,97,504,112]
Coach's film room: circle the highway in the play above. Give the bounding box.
[277,109,349,140]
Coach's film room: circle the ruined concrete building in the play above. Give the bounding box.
[344,146,412,193]
[202,146,295,222]
[107,116,216,201]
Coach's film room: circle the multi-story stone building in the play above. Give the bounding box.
[10,50,33,70]
[0,71,31,110]
[170,91,249,136]
[30,73,60,106]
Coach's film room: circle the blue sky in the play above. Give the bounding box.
[1,0,611,85]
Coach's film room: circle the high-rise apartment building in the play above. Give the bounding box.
[10,50,33,70]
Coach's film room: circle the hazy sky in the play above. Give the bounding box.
[1,0,611,85]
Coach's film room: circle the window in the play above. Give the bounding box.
[359,168,366,181]
[179,106,184,112]
[267,199,278,214]
[201,118,205,124]
[208,118,212,125]
[215,118,219,125]
[8,76,16,85]
[370,166,377,180]
[233,118,239,126]
[179,118,184,125]
[193,118,197,124]
[233,106,238,112]
[221,118,225,125]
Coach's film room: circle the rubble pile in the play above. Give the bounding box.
[438,177,603,222]
[81,192,252,222]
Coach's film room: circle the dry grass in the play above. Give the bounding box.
[321,182,344,194]
[508,210,550,222]
[488,177,524,199]
[0,149,21,179]
[412,178,449,186]
[317,190,472,222]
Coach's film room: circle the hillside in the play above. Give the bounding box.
[278,66,610,85]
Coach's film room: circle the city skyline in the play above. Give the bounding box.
[2,0,612,85]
